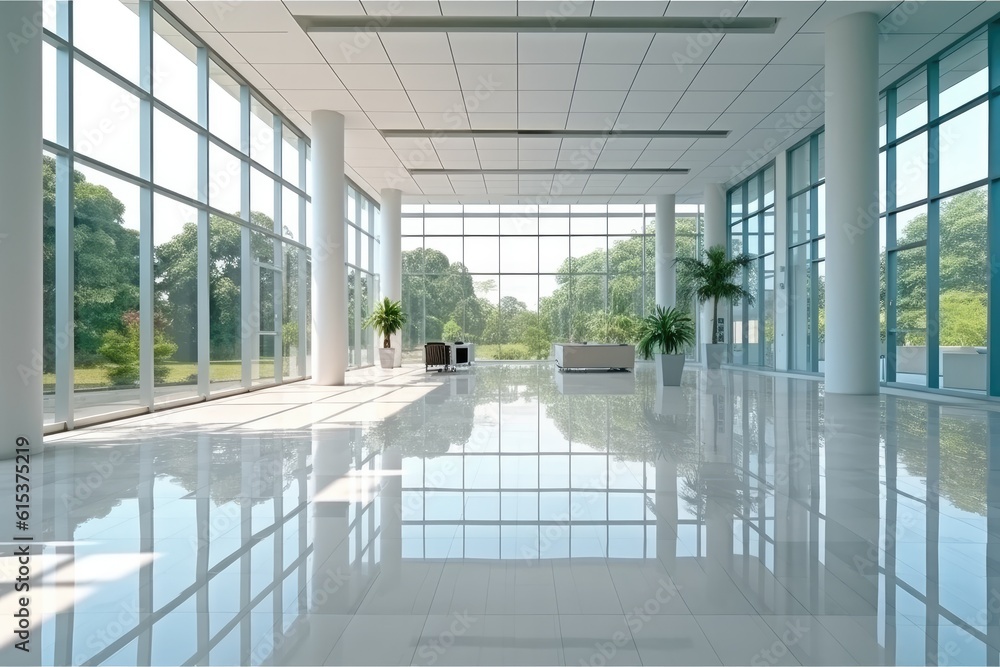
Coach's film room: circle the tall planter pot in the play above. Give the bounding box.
[378,348,395,369]
[655,353,686,386]
[705,344,727,369]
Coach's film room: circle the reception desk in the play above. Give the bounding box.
[554,343,635,371]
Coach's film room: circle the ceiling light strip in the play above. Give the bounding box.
[382,130,729,139]
[299,16,778,34]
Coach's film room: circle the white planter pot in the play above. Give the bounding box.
[705,344,727,369]
[655,353,686,386]
[378,348,395,369]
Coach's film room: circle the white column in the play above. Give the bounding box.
[0,1,43,458]
[825,13,880,395]
[702,184,727,350]
[379,188,403,367]
[654,194,676,309]
[311,111,347,385]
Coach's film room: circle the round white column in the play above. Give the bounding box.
[654,194,676,309]
[0,1,43,458]
[702,184,727,349]
[311,111,347,385]
[379,188,402,367]
[825,13,880,395]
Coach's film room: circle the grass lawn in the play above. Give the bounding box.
[44,359,281,391]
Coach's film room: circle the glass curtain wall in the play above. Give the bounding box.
[727,165,777,368]
[348,185,378,368]
[400,204,703,361]
[880,28,992,394]
[41,0,315,427]
[787,130,826,373]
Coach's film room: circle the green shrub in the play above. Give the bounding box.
[98,311,178,385]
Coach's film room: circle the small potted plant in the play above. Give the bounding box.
[637,305,695,386]
[363,297,407,369]
[676,245,755,369]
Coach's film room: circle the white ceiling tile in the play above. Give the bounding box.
[644,34,715,65]
[518,137,562,150]
[311,33,391,63]
[386,136,434,152]
[770,34,824,66]
[379,33,454,63]
[162,1,214,31]
[672,91,739,113]
[449,33,517,63]
[394,64,461,90]
[361,0,441,15]
[439,0,517,15]
[730,90,792,113]
[475,137,517,150]
[284,1,366,16]
[689,64,765,91]
[417,111,470,129]
[711,112,769,134]
[457,64,517,92]
[613,113,669,130]
[622,90,681,114]
[254,64,344,89]
[477,149,518,160]
[468,113,518,129]
[570,90,627,113]
[519,64,580,90]
[517,113,568,129]
[632,64,699,90]
[196,31,248,63]
[407,90,467,112]
[660,112,720,130]
[515,1,594,17]
[518,90,573,114]
[707,34,786,65]
[774,88,827,113]
[340,111,375,128]
[352,90,415,112]
[647,137,696,150]
[278,89,359,111]
[222,32,324,64]
[517,34,586,63]
[431,137,476,150]
[881,1,982,34]
[747,65,822,92]
[197,1,300,32]
[592,0,667,16]
[575,64,640,90]
[581,34,654,64]
[331,64,402,89]
[366,111,423,129]
[465,91,518,114]
[566,112,618,130]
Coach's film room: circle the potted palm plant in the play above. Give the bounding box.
[675,245,755,369]
[637,305,696,386]
[363,297,407,369]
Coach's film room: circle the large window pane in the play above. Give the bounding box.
[209,216,242,393]
[789,244,812,371]
[463,237,499,274]
[896,71,928,137]
[939,187,987,390]
[209,142,242,216]
[251,168,275,228]
[939,32,988,116]
[73,166,141,418]
[153,195,198,403]
[210,62,241,149]
[42,153,58,424]
[282,187,300,241]
[282,127,300,185]
[74,61,140,174]
[250,97,275,171]
[74,0,140,84]
[939,103,987,193]
[571,236,606,273]
[154,110,199,200]
[895,132,928,207]
[43,43,57,144]
[153,12,199,121]
[500,236,538,273]
[894,245,927,386]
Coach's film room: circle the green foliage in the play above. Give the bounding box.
[363,297,407,348]
[442,319,463,342]
[637,306,696,359]
[283,321,299,349]
[676,245,755,344]
[98,311,178,385]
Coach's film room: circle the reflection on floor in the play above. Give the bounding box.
[3,363,1000,666]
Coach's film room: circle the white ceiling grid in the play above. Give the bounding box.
[164,0,998,203]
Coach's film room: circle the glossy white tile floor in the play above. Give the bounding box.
[2,363,999,666]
